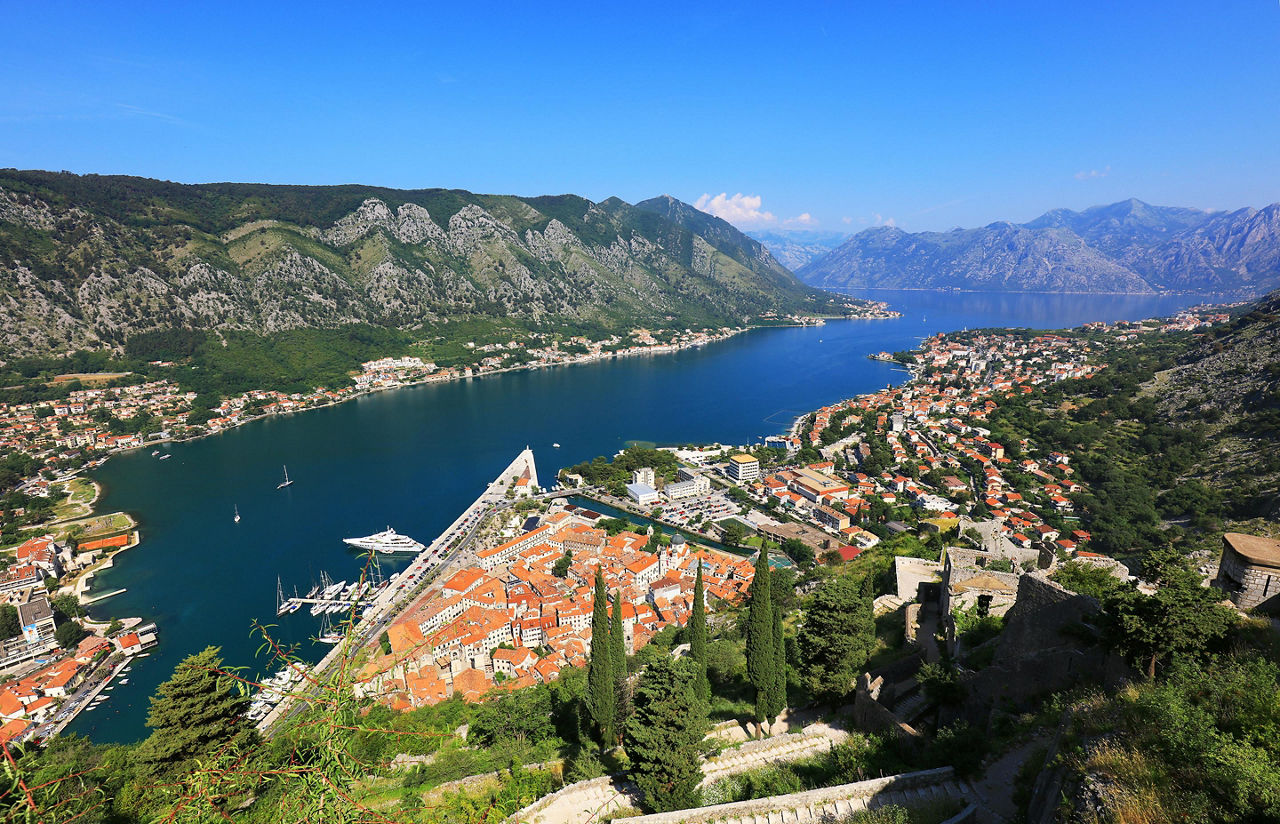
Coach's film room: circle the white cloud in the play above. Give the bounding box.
[874,213,896,228]
[1074,165,1111,181]
[841,216,853,225]
[693,192,776,227]
[783,212,817,227]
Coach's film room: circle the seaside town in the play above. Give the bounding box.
[350,307,1233,710]
[0,306,1237,745]
[358,493,757,708]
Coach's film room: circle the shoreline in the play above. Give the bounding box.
[74,314,898,468]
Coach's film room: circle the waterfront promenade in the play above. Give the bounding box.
[256,448,543,733]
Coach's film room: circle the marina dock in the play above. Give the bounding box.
[256,447,540,733]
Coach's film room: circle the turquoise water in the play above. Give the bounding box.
[68,289,1204,743]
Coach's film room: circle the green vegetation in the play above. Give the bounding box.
[564,447,680,497]
[1101,547,1238,679]
[587,566,615,746]
[745,546,780,727]
[797,577,876,703]
[135,646,253,771]
[689,564,710,700]
[1063,652,1280,822]
[623,657,709,813]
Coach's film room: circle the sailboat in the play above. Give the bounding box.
[234,505,241,524]
[276,465,293,490]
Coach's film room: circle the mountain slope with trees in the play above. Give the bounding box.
[0,171,842,357]
[799,198,1280,296]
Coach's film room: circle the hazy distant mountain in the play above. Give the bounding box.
[800,199,1280,296]
[0,173,834,355]
[745,229,850,271]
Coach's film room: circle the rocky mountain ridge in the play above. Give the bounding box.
[0,172,831,356]
[799,198,1280,295]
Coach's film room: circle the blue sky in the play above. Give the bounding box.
[2,1,1278,231]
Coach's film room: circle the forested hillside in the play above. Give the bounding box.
[0,171,840,357]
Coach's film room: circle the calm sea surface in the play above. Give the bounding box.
[69,289,1205,742]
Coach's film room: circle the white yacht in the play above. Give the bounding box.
[343,527,425,554]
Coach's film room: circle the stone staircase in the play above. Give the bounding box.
[699,729,846,789]
[506,774,641,824]
[611,767,977,824]
[873,594,906,616]
[892,689,931,723]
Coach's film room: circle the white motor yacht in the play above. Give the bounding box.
[342,527,425,554]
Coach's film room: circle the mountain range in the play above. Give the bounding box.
[744,229,849,271]
[797,199,1280,296]
[0,172,836,356]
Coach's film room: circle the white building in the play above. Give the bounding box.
[626,482,660,507]
[727,454,760,482]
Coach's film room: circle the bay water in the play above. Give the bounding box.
[68,289,1204,742]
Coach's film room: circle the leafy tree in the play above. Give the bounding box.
[1103,547,1238,678]
[689,564,710,700]
[0,604,19,639]
[586,566,615,746]
[745,547,776,727]
[468,687,556,747]
[705,639,746,687]
[52,593,86,619]
[781,537,814,567]
[136,646,252,771]
[1050,560,1123,600]
[624,657,709,813]
[720,519,747,547]
[552,551,572,578]
[797,576,875,703]
[917,661,965,705]
[55,620,88,649]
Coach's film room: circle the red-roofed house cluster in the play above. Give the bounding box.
[357,506,754,709]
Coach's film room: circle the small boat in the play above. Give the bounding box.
[158,454,171,461]
[151,450,160,456]
[234,505,241,524]
[118,678,129,684]
[276,465,293,490]
[553,443,561,448]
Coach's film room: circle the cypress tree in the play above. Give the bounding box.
[689,563,709,700]
[744,547,775,730]
[587,566,615,746]
[766,596,787,723]
[610,590,627,678]
[610,590,631,741]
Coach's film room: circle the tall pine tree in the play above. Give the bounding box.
[587,566,615,746]
[689,563,709,700]
[744,547,775,731]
